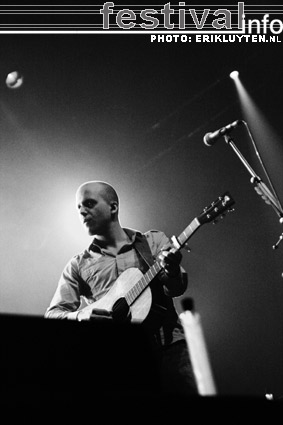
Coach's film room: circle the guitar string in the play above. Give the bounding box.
[123,200,232,307]
[125,225,197,306]
[126,262,162,306]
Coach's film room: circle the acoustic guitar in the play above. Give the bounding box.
[79,192,235,323]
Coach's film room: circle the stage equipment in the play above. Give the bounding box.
[203,120,283,249]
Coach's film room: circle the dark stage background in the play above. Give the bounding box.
[1,31,283,398]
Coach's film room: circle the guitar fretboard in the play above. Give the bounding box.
[125,261,162,306]
[125,217,201,306]
[178,218,200,247]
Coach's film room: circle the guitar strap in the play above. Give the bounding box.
[133,233,155,272]
[133,233,176,324]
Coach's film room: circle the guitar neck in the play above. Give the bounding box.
[176,217,201,248]
[125,217,201,306]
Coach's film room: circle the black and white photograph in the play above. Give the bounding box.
[1,3,283,417]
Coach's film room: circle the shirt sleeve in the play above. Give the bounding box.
[44,258,82,320]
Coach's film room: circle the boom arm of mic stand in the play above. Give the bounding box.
[224,134,283,248]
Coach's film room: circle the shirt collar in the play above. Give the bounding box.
[88,227,142,253]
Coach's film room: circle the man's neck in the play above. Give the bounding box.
[94,224,129,250]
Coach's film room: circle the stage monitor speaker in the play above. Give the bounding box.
[0,313,161,399]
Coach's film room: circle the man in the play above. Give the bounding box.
[45,180,198,396]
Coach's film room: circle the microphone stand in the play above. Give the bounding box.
[223,128,283,249]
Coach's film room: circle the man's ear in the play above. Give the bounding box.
[110,201,118,215]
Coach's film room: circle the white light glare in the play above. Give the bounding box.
[230,70,239,80]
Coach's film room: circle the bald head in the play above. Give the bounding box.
[76,181,120,235]
[76,181,119,206]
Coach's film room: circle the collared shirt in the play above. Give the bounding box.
[45,228,187,347]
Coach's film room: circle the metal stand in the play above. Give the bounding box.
[223,132,283,249]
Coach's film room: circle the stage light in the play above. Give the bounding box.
[230,71,239,80]
[6,71,24,89]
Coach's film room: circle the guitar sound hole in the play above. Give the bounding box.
[112,298,131,322]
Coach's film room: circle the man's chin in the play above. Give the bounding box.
[84,224,95,236]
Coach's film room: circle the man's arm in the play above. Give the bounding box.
[145,230,188,297]
[44,259,82,320]
[158,249,188,297]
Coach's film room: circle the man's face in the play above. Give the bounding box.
[76,185,112,236]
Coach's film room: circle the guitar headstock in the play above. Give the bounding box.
[198,192,235,225]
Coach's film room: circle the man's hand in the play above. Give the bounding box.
[77,307,113,322]
[77,308,93,321]
[159,249,182,277]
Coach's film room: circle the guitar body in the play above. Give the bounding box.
[81,268,152,323]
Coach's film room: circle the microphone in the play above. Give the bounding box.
[203,120,243,147]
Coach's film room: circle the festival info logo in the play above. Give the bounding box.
[0,3,282,42]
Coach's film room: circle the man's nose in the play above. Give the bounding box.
[79,206,88,216]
